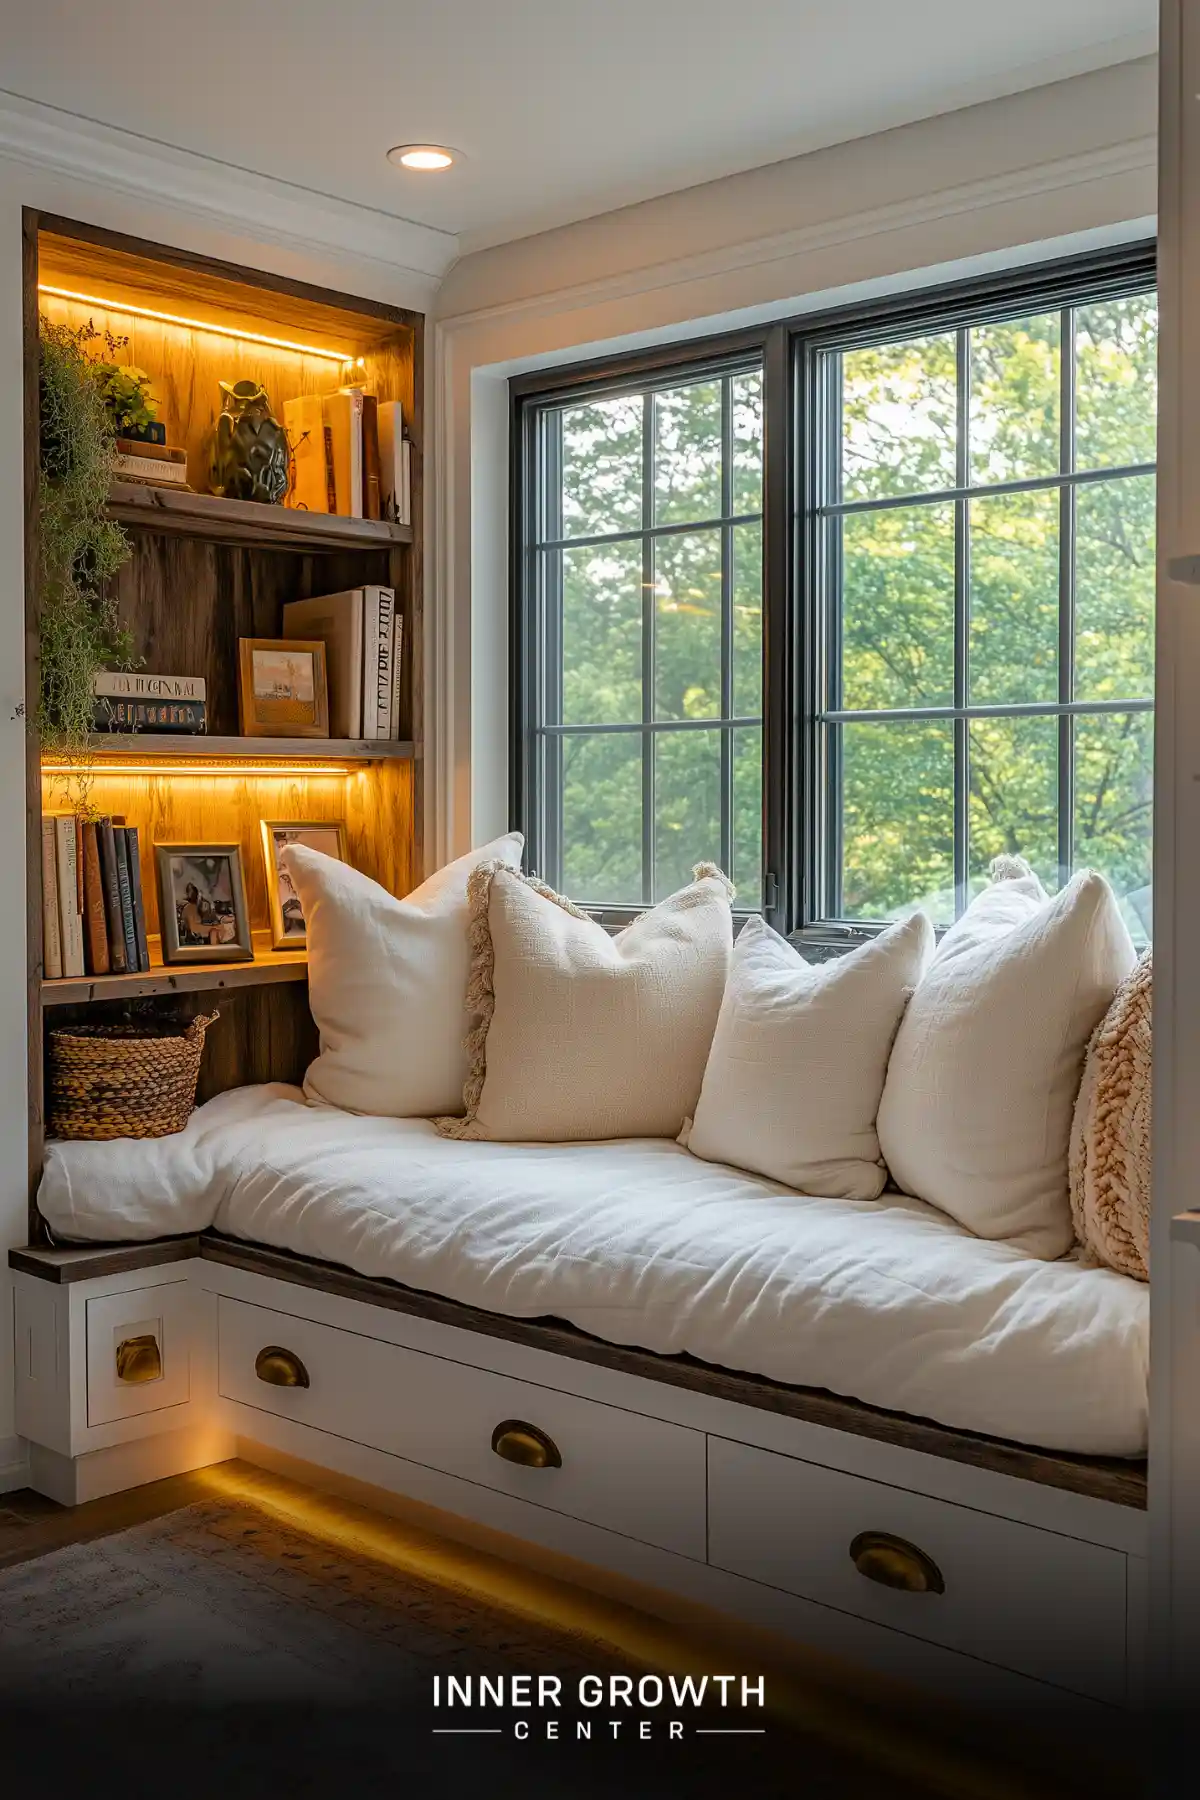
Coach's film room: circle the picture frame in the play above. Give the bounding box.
[259,819,348,951]
[237,638,329,738]
[154,842,254,964]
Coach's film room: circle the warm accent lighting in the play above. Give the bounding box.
[42,760,354,779]
[388,144,457,171]
[37,285,354,363]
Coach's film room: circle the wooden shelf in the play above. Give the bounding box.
[61,734,415,763]
[108,481,413,552]
[42,947,308,1008]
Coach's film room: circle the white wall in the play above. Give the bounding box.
[0,106,448,1487]
[431,57,1157,866]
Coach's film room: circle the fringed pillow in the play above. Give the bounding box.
[436,861,734,1142]
[1069,953,1151,1282]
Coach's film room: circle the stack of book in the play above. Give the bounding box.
[42,814,151,981]
[283,391,411,525]
[283,586,403,740]
[92,672,207,734]
[113,439,190,490]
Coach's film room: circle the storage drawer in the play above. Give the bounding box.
[87,1282,192,1427]
[707,1437,1127,1705]
[218,1296,706,1559]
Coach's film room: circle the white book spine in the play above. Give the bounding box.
[54,816,84,979]
[41,817,62,980]
[113,452,188,484]
[362,587,394,740]
[388,615,403,740]
[398,439,412,527]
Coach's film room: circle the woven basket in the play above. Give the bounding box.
[48,1012,219,1142]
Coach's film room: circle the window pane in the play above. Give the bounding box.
[841,333,957,503]
[841,502,955,709]
[1074,711,1153,944]
[560,731,643,905]
[1074,474,1155,703]
[969,312,1060,485]
[654,380,722,526]
[732,370,764,516]
[732,519,763,716]
[560,395,643,540]
[969,489,1059,704]
[1075,294,1158,472]
[653,530,723,720]
[654,729,721,900]
[560,542,643,726]
[732,726,762,906]
[840,720,955,923]
[967,715,1059,895]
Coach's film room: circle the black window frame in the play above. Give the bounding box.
[511,240,1157,940]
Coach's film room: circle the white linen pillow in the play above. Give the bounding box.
[684,911,933,1199]
[877,866,1136,1258]
[281,831,523,1118]
[437,861,734,1142]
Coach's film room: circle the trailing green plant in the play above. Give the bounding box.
[38,315,134,798]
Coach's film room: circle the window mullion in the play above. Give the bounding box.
[543,412,565,888]
[720,375,734,880]
[953,326,971,915]
[641,392,656,906]
[1058,305,1077,886]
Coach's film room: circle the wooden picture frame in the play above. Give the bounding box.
[154,841,253,964]
[259,819,348,950]
[238,638,329,738]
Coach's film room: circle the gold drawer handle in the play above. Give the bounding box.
[115,1334,162,1384]
[491,1419,562,1470]
[255,1345,310,1388]
[850,1530,945,1595]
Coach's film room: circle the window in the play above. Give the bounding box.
[513,357,765,910]
[803,266,1157,944]
[513,247,1156,944]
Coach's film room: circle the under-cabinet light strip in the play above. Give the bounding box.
[38,285,356,364]
[42,761,354,778]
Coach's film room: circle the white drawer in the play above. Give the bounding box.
[86,1282,192,1426]
[707,1437,1127,1705]
[218,1296,706,1559]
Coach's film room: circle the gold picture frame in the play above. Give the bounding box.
[154,841,253,964]
[238,638,329,738]
[259,819,348,951]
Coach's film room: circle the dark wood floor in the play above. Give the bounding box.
[0,1472,221,1573]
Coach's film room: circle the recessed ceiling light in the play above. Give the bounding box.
[388,144,458,172]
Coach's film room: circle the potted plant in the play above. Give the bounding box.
[91,349,163,443]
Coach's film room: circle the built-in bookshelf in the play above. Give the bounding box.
[24,211,424,1230]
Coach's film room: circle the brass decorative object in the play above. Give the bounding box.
[490,1419,562,1470]
[115,1334,162,1384]
[209,379,289,504]
[254,1345,310,1388]
[849,1530,945,1594]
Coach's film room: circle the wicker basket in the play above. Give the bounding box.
[48,1012,219,1142]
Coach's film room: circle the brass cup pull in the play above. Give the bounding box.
[850,1530,945,1595]
[255,1345,310,1388]
[491,1419,562,1470]
[115,1334,162,1384]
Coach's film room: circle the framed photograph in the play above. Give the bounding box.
[155,843,253,964]
[238,638,329,738]
[259,819,348,950]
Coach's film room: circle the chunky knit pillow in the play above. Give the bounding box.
[1069,953,1152,1282]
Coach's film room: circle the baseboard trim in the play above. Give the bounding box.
[27,1424,236,1507]
[0,1435,30,1494]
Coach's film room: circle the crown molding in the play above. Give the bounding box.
[437,134,1157,333]
[0,89,459,289]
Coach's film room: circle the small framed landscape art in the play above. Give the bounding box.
[238,638,329,738]
[260,819,348,950]
[155,843,253,964]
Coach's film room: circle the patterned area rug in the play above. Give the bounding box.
[0,1491,930,1799]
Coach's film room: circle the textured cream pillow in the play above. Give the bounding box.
[1069,953,1151,1281]
[684,911,933,1199]
[877,865,1136,1258]
[437,862,734,1142]
[281,831,523,1118]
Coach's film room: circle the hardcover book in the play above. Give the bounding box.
[282,589,366,739]
[53,815,84,980]
[377,401,408,525]
[114,829,140,974]
[40,816,62,981]
[81,820,110,977]
[113,451,189,486]
[364,586,395,740]
[125,826,150,973]
[97,818,128,975]
[93,699,207,733]
[362,393,381,520]
[94,673,207,701]
[283,394,330,515]
[324,389,363,519]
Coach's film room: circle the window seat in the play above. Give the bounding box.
[33,1082,1148,1474]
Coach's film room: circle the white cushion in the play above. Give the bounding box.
[877,870,1136,1258]
[685,911,933,1199]
[281,831,523,1118]
[438,862,733,1142]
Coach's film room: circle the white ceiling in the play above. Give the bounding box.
[2,0,1156,252]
